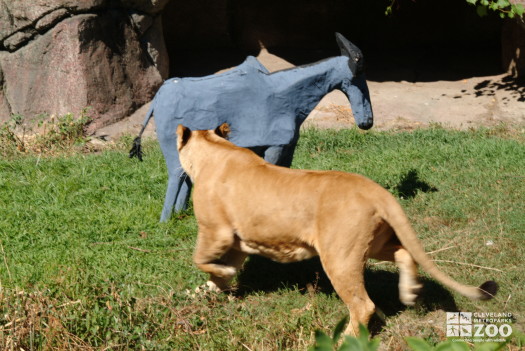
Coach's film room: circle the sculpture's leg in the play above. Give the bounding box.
[276,140,298,167]
[158,128,192,222]
[248,146,266,159]
[250,142,296,167]
[160,170,192,222]
[263,146,285,165]
[174,175,192,212]
[160,175,177,222]
[269,129,300,167]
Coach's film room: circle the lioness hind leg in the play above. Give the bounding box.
[394,248,422,306]
[371,242,423,306]
[319,253,375,336]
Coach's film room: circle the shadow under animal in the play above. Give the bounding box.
[130,33,374,222]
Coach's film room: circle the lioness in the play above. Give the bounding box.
[176,123,498,335]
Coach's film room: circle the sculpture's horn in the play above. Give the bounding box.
[335,32,364,76]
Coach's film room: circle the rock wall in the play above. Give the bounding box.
[0,0,169,131]
[502,1,525,77]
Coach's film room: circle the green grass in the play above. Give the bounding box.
[0,126,524,350]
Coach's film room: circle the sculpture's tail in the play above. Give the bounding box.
[129,104,154,161]
[129,136,143,161]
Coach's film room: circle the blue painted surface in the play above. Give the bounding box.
[132,34,374,222]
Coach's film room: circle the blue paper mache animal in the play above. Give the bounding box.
[130,33,374,222]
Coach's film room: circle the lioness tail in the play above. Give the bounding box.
[379,195,498,300]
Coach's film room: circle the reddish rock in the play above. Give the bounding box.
[143,16,169,79]
[0,12,162,130]
[0,1,106,44]
[35,8,70,32]
[0,1,168,128]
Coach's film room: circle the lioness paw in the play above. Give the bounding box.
[184,282,221,299]
[219,266,237,279]
[205,280,223,293]
[399,283,423,306]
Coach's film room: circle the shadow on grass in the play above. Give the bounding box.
[394,169,438,199]
[236,255,458,334]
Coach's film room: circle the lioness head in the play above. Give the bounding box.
[176,123,231,179]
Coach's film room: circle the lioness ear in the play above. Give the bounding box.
[214,123,231,139]
[176,124,192,150]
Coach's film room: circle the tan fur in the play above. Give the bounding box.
[176,123,496,335]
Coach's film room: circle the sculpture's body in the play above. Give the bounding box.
[130,33,374,222]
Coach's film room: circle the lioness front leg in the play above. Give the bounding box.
[207,249,248,292]
[193,227,239,291]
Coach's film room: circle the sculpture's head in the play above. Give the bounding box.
[335,33,373,130]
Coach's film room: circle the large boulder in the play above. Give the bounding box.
[0,1,168,131]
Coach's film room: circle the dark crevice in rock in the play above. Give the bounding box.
[2,9,79,52]
[0,66,12,117]
[1,6,152,53]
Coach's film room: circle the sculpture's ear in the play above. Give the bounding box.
[176,124,192,150]
[214,123,231,140]
[335,32,364,76]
